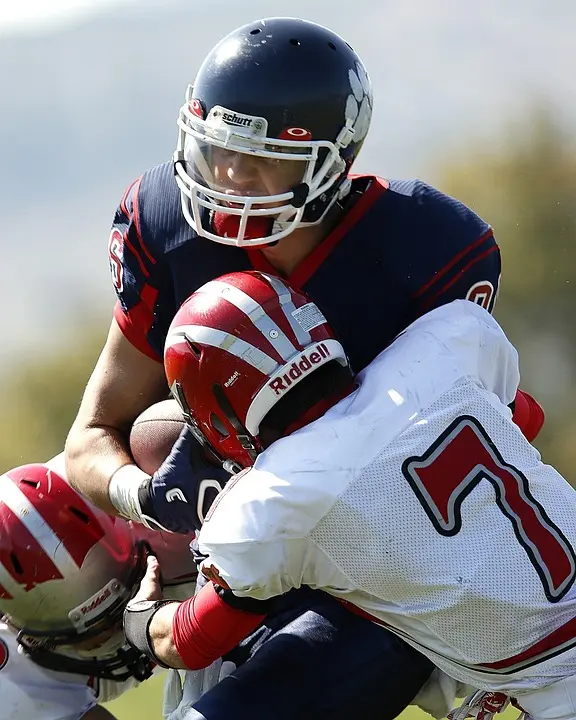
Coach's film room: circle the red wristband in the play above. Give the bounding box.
[172,582,266,670]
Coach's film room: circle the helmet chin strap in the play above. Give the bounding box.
[209,177,351,246]
[211,212,276,243]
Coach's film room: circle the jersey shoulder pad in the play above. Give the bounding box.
[135,161,194,255]
[386,178,491,239]
[372,178,499,310]
[113,161,192,264]
[347,176,491,259]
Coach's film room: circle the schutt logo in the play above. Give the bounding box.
[221,111,253,127]
[269,343,331,396]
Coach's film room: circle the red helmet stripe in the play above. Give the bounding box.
[196,279,300,361]
[14,468,106,568]
[0,500,64,591]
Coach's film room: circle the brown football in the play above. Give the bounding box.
[129,398,186,475]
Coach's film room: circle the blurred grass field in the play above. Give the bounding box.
[105,673,521,719]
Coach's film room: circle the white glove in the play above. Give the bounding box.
[162,661,236,720]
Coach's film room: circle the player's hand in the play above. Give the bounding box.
[131,554,164,604]
[137,426,231,534]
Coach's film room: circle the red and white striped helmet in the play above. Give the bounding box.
[0,463,151,681]
[164,271,349,468]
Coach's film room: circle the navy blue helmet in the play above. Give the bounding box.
[174,17,373,246]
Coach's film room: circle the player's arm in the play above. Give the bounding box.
[124,515,301,670]
[125,556,275,671]
[66,177,231,529]
[143,583,271,670]
[65,177,169,514]
[65,318,168,514]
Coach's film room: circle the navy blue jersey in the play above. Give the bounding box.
[109,162,500,373]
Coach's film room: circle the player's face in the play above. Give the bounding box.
[183,132,307,209]
[211,149,305,207]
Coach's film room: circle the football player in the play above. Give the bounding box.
[0,456,197,720]
[127,272,575,720]
[64,16,539,720]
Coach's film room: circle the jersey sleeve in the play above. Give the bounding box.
[451,301,520,406]
[198,539,306,601]
[197,469,315,601]
[403,181,502,318]
[405,301,520,409]
[108,176,170,361]
[474,305,520,406]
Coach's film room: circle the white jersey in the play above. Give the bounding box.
[199,300,576,696]
[0,453,197,719]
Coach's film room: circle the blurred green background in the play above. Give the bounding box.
[1,1,575,718]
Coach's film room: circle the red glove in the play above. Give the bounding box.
[512,389,545,442]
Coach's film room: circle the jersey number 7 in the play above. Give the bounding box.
[402,416,576,602]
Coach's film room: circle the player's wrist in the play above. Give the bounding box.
[123,598,178,669]
[108,464,152,523]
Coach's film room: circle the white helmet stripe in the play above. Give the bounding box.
[165,324,279,375]
[197,279,299,360]
[244,338,348,435]
[263,274,313,347]
[0,473,80,576]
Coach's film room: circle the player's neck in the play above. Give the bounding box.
[260,206,343,278]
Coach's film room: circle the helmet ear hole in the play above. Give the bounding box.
[186,339,202,358]
[68,506,91,524]
[20,477,40,489]
[210,413,229,438]
[10,553,23,575]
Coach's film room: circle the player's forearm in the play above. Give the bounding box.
[147,601,186,668]
[65,423,136,515]
[65,318,168,515]
[148,583,266,670]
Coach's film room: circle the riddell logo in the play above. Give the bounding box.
[80,587,111,615]
[269,344,330,396]
[222,111,253,127]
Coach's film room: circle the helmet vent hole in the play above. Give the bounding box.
[68,506,91,524]
[10,553,23,575]
[249,28,261,35]
[327,41,337,51]
[210,413,230,438]
[186,339,202,359]
[20,478,40,489]
[289,38,301,47]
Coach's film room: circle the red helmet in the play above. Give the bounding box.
[0,462,152,681]
[164,271,349,468]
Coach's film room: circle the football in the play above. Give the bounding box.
[129,398,186,474]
